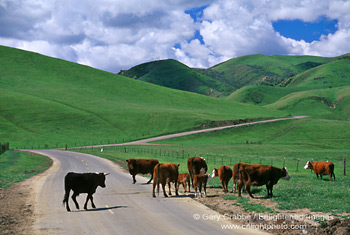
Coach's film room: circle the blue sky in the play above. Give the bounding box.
[0,0,349,73]
[272,17,338,43]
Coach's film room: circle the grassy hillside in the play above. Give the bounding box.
[210,54,334,88]
[0,46,286,148]
[287,57,350,88]
[120,59,234,97]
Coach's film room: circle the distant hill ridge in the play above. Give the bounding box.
[120,53,350,98]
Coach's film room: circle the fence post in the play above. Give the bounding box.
[296,158,300,171]
[344,157,346,176]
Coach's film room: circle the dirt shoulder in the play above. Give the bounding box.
[0,178,35,235]
[190,187,349,234]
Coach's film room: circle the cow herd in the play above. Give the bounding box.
[62,157,336,211]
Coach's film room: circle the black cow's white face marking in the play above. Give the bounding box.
[282,167,290,180]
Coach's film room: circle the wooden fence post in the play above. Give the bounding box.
[296,158,300,171]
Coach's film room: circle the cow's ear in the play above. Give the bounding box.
[178,164,180,167]
[126,160,129,162]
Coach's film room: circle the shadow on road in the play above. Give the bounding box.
[75,205,128,212]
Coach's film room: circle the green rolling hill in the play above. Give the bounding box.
[0,46,285,148]
[119,59,234,97]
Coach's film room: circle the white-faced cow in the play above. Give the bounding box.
[126,158,159,184]
[238,164,290,198]
[304,161,335,181]
[211,165,233,193]
[63,172,109,212]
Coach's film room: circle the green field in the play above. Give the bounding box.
[0,150,52,188]
[0,45,285,148]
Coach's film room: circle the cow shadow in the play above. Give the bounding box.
[75,205,128,212]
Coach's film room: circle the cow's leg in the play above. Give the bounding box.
[90,194,96,209]
[182,182,187,192]
[238,180,243,197]
[175,180,179,196]
[147,173,153,184]
[162,183,168,197]
[266,185,271,198]
[72,192,80,210]
[132,174,136,184]
[246,185,254,198]
[84,194,90,210]
[152,181,157,197]
[199,182,203,197]
[160,179,168,197]
[316,173,319,180]
[168,182,172,196]
[204,183,207,196]
[266,184,273,198]
[221,180,226,192]
[63,189,71,212]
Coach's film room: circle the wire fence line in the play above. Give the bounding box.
[82,145,348,176]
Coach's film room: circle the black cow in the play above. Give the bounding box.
[63,172,109,211]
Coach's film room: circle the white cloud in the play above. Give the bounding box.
[0,0,349,73]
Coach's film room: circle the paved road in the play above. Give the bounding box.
[27,150,264,235]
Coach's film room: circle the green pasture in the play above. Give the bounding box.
[0,150,52,188]
[75,144,350,215]
[0,45,285,149]
[74,116,350,215]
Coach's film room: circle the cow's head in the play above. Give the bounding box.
[211,168,218,178]
[304,161,313,170]
[126,159,135,170]
[281,167,290,180]
[97,172,109,188]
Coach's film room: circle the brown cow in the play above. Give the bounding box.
[177,173,190,193]
[212,165,233,192]
[193,174,211,197]
[304,161,335,181]
[187,157,207,188]
[232,162,247,193]
[152,163,179,198]
[238,164,290,198]
[126,158,159,184]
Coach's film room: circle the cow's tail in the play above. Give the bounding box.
[63,174,70,206]
[157,164,161,197]
[330,164,335,181]
[63,193,68,206]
